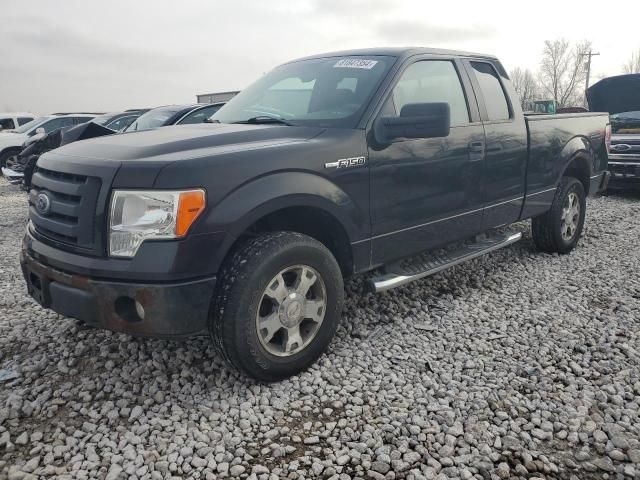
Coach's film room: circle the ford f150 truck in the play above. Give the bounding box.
[588,73,640,187]
[21,48,610,381]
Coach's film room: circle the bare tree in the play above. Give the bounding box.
[538,39,592,108]
[510,67,538,109]
[623,50,640,74]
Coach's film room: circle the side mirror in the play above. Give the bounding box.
[28,128,46,138]
[374,102,450,143]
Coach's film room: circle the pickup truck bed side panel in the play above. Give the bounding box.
[521,113,608,219]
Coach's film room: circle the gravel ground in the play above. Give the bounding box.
[1,177,639,480]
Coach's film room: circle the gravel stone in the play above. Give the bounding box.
[0,180,639,478]
[628,449,640,463]
[608,449,626,461]
[496,462,510,478]
[230,465,246,476]
[592,430,608,444]
[371,461,390,474]
[14,433,28,445]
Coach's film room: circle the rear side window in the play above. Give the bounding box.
[18,117,34,126]
[0,118,15,130]
[387,60,470,126]
[470,62,510,121]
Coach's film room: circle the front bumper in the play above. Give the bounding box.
[1,166,23,183]
[21,249,216,338]
[607,157,640,188]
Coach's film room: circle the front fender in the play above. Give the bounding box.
[195,171,368,275]
[0,145,22,157]
[201,170,367,240]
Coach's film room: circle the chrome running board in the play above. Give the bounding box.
[370,231,522,293]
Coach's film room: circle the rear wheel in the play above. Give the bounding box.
[532,176,586,254]
[209,231,344,381]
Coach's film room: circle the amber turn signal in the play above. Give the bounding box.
[176,190,206,236]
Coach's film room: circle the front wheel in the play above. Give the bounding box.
[209,231,344,381]
[0,148,20,169]
[532,176,586,254]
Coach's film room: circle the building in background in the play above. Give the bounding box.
[196,91,239,104]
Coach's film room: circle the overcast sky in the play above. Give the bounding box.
[2,0,638,114]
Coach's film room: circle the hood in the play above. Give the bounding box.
[587,74,640,114]
[0,131,27,147]
[51,123,325,163]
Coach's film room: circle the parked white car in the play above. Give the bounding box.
[0,113,97,167]
[0,113,37,132]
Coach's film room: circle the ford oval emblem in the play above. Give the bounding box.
[612,144,631,152]
[35,192,52,216]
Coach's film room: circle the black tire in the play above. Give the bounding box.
[532,176,586,254]
[0,148,20,168]
[209,231,344,381]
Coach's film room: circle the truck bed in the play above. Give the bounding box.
[521,112,609,218]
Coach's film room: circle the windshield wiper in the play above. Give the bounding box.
[233,116,294,126]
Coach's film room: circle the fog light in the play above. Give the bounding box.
[114,296,144,323]
[135,301,145,320]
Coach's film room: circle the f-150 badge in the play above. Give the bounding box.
[325,156,366,169]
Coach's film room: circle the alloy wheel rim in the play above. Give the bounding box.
[255,265,326,357]
[561,192,580,241]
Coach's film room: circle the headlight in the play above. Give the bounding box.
[109,189,205,258]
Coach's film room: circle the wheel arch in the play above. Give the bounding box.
[561,152,591,195]
[0,145,22,161]
[205,171,367,276]
[558,136,596,195]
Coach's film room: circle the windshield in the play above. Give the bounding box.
[125,106,185,132]
[212,55,393,128]
[11,116,48,134]
[611,111,640,135]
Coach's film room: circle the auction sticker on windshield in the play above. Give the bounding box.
[334,59,378,69]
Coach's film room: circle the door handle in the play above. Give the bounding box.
[468,141,484,162]
[468,141,485,153]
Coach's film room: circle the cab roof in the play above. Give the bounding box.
[286,47,498,64]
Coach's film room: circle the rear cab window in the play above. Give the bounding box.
[469,61,511,121]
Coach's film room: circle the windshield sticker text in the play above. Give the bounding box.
[333,59,378,70]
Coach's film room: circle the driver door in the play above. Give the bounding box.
[368,57,486,265]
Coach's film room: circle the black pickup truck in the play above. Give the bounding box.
[21,48,610,381]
